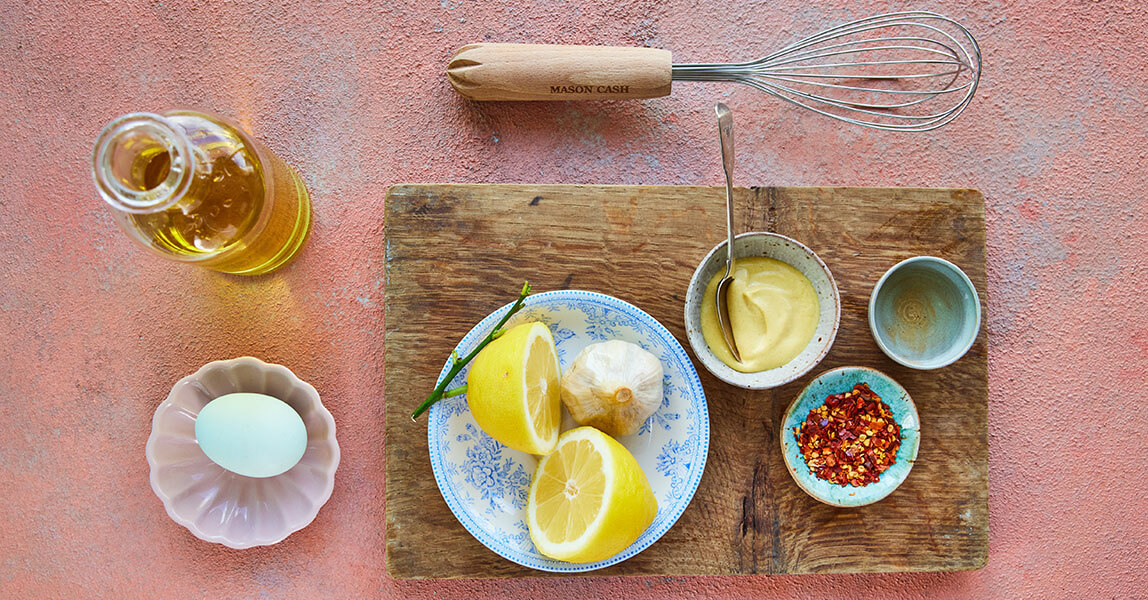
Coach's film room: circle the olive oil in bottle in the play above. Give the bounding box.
[92,110,311,275]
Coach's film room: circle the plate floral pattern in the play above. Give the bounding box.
[427,290,709,572]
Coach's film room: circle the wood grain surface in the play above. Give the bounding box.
[384,184,988,578]
[447,44,673,101]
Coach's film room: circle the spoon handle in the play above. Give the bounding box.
[716,103,735,277]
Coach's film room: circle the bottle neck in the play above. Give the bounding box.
[92,112,195,214]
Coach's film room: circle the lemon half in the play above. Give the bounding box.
[527,426,658,563]
[466,321,561,455]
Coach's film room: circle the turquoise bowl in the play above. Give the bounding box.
[780,366,920,507]
[868,256,981,370]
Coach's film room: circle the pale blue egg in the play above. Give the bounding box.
[195,392,307,478]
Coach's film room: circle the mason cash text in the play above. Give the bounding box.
[550,85,631,94]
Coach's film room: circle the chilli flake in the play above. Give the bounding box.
[793,383,901,487]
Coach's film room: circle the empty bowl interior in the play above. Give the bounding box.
[872,260,979,368]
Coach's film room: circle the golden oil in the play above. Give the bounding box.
[92,110,311,275]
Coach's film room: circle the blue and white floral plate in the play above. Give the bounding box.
[427,290,709,572]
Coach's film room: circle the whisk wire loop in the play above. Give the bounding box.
[672,11,982,131]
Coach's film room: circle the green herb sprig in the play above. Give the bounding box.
[410,281,532,421]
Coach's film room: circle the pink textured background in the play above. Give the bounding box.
[2,0,1145,597]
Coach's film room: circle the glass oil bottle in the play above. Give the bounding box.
[92,110,311,275]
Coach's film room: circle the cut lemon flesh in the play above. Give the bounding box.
[528,427,657,563]
[525,333,560,447]
[466,322,561,454]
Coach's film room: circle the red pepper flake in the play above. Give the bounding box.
[793,383,901,487]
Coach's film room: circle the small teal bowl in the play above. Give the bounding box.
[780,366,920,507]
[868,256,981,370]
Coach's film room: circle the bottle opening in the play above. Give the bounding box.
[92,113,193,213]
[118,148,171,192]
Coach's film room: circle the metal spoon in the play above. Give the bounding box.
[714,103,741,363]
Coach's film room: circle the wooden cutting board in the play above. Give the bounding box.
[384,184,988,578]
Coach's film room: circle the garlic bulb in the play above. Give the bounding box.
[560,340,664,437]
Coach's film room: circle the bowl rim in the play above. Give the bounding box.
[867,255,982,370]
[684,231,841,390]
[780,365,920,507]
[144,356,340,549]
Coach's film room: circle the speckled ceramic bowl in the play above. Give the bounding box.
[145,357,339,549]
[869,256,981,370]
[684,232,840,389]
[780,366,920,507]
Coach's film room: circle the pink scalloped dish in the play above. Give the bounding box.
[145,357,339,549]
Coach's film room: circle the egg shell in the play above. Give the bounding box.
[194,392,308,479]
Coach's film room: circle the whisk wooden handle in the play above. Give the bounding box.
[447,44,672,101]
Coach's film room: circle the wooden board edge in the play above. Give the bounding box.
[966,185,990,575]
[385,183,986,193]
[382,187,408,581]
